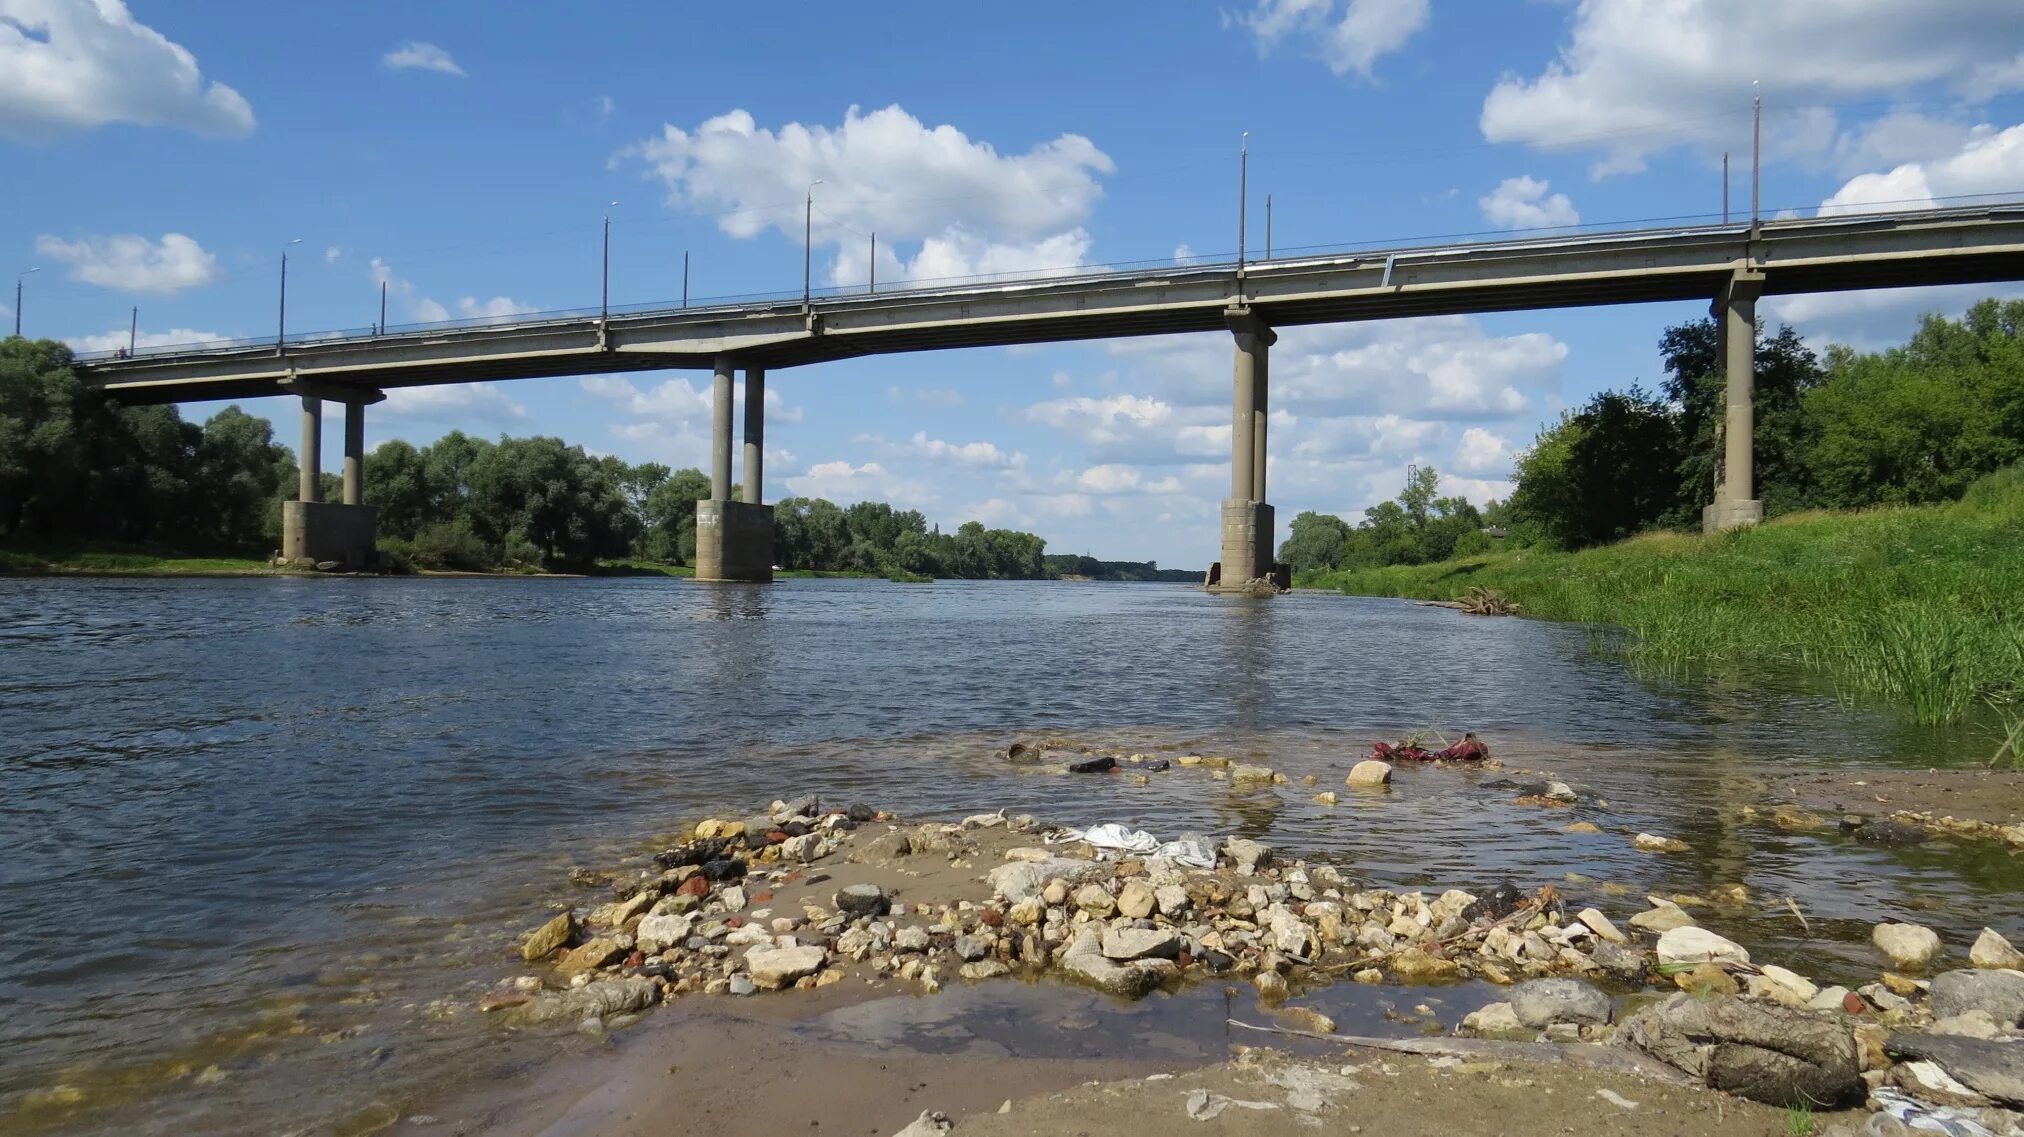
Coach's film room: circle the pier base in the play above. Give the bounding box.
[694,499,774,582]
[281,501,378,568]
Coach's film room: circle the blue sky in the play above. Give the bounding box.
[7,0,2024,566]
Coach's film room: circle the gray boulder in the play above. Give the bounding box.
[1057,929,1168,998]
[986,857,1099,903]
[1931,969,2024,1027]
[1618,993,1862,1106]
[1508,978,1612,1027]
[835,883,890,917]
[1886,1033,2024,1108]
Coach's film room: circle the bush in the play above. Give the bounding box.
[409,521,495,572]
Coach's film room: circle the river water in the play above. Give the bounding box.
[0,577,2014,1136]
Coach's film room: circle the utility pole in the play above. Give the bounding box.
[682,251,689,308]
[601,201,618,325]
[128,307,137,355]
[379,280,387,335]
[1751,83,1762,230]
[277,238,301,353]
[14,267,37,338]
[869,232,876,294]
[803,180,823,310]
[1265,193,1273,260]
[1722,152,1730,224]
[1237,133,1249,279]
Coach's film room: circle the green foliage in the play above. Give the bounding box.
[1042,554,1197,581]
[1314,462,2024,725]
[1510,387,1682,548]
[1281,467,1487,579]
[769,501,1048,579]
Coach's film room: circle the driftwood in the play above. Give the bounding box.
[1224,1019,1697,1084]
[1418,586,1522,616]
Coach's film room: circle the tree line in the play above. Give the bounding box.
[1279,465,1495,574]
[0,337,1060,577]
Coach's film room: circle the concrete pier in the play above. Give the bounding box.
[1704,270,1766,532]
[694,358,774,582]
[1212,310,1282,591]
[343,401,365,506]
[298,395,322,504]
[280,381,382,567]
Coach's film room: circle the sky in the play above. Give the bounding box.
[6,0,2024,567]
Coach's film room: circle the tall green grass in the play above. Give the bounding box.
[1308,465,2024,727]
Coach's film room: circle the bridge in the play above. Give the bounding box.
[72,204,2024,584]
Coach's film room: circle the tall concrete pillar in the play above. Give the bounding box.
[342,401,365,506]
[1216,310,1280,590]
[1704,270,1766,532]
[710,354,735,502]
[298,395,322,503]
[742,366,765,506]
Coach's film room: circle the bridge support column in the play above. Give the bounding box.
[695,357,773,582]
[280,383,384,569]
[1703,270,1766,532]
[1209,311,1284,593]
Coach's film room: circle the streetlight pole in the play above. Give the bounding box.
[869,232,876,294]
[803,179,823,311]
[128,307,137,356]
[682,251,689,308]
[379,280,387,335]
[602,201,618,325]
[13,267,37,338]
[1237,133,1249,280]
[1751,82,1762,231]
[1265,193,1273,260]
[277,238,302,353]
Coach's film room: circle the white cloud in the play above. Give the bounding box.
[1173,243,1198,264]
[0,0,254,141]
[1819,122,2024,216]
[783,460,936,506]
[454,295,536,320]
[64,325,223,354]
[580,373,802,426]
[412,297,450,324]
[34,232,219,295]
[324,245,344,264]
[381,382,526,423]
[382,41,464,77]
[1233,0,1430,80]
[1478,176,1580,230]
[899,430,1023,469]
[629,104,1113,286]
[1480,0,2024,175]
[1453,427,1512,475]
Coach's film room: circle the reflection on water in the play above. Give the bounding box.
[0,577,2014,1136]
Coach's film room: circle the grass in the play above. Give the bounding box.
[1784,1103,1815,1136]
[1306,464,2024,727]
[0,542,283,576]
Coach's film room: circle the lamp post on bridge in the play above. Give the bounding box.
[803,179,823,310]
[13,267,37,338]
[277,238,303,353]
[602,201,619,325]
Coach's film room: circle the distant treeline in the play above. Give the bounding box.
[1042,554,1198,582]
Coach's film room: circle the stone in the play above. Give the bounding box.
[1771,805,1827,831]
[1872,922,1943,970]
[1508,978,1612,1027]
[1676,963,1740,995]
[1313,791,1338,805]
[1931,969,2024,1026]
[1576,908,1627,944]
[960,960,1011,981]
[719,885,747,912]
[1656,926,1749,968]
[1628,899,1697,934]
[1972,929,2024,971]
[1225,838,1272,874]
[727,974,757,996]
[1007,898,1044,926]
[1462,1002,1526,1036]
[835,884,889,917]
[780,833,822,863]
[1231,763,1277,782]
[554,937,625,977]
[745,945,826,990]
[1885,1032,2024,1107]
[891,1110,953,1136]
[1116,881,1156,920]
[1932,1011,2003,1040]
[1618,993,1863,1107]
[953,934,993,962]
[1564,821,1603,835]
[1057,930,1165,999]
[988,858,1097,903]
[1391,947,1461,981]
[1345,760,1392,787]
[896,926,930,952]
[635,913,693,954]
[1253,971,1288,999]
[522,911,576,961]
[1154,884,1190,918]
[1589,940,1648,984]
[1073,883,1116,918]
[1275,1006,1336,1034]
[1101,927,1181,961]
[512,976,658,1025]
[1632,832,1689,853]
[1750,964,1820,1009]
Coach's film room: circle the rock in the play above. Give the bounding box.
[1274,1006,1336,1034]
[1231,763,1276,782]
[1633,832,1689,853]
[1057,930,1166,999]
[1345,760,1392,787]
[1972,929,2024,971]
[1872,922,1943,970]
[1462,1002,1526,1036]
[987,857,1096,903]
[1101,927,1181,962]
[1890,1059,1995,1109]
[1656,926,1749,968]
[727,974,757,996]
[1931,969,2024,1026]
[1589,940,1648,984]
[1885,1032,2024,1107]
[1576,908,1627,944]
[745,945,826,990]
[1253,971,1288,1000]
[555,937,625,977]
[514,976,659,1025]
[1628,898,1697,934]
[1225,838,1272,874]
[1545,781,1578,802]
[1314,791,1338,805]
[896,926,930,952]
[1805,986,1852,1013]
[1676,962,1740,996]
[1116,881,1156,920]
[522,911,576,961]
[852,829,913,862]
[959,960,1011,981]
[635,913,693,953]
[1564,821,1603,835]
[1750,965,1820,1009]
[953,934,993,962]
[834,883,890,917]
[1507,978,1611,1027]
[781,832,822,863]
[719,885,747,912]
[1853,819,1929,846]
[1931,1011,2003,1039]
[1073,883,1117,917]
[889,1110,953,1137]
[1391,947,1461,981]
[1771,805,1827,831]
[1618,993,1863,1107]
[1154,884,1190,918]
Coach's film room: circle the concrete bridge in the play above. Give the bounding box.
[72,205,2024,584]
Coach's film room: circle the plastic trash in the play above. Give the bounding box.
[1151,834,1218,869]
[1869,1088,1998,1137]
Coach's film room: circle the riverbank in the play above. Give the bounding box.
[1304,465,2024,729]
[0,544,289,575]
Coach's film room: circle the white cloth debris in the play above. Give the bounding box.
[1043,824,1217,868]
[1871,1087,1997,1137]
[1594,1088,1639,1111]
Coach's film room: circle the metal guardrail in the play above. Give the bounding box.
[69,195,2024,366]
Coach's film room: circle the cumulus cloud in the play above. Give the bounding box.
[580,373,802,425]
[0,0,254,141]
[783,460,936,506]
[454,295,536,321]
[1232,0,1430,80]
[898,430,1023,469]
[1480,0,2024,175]
[381,382,527,423]
[35,232,219,294]
[1478,176,1580,230]
[382,41,464,76]
[64,325,223,354]
[1819,122,2024,215]
[1453,426,1513,475]
[628,104,1113,286]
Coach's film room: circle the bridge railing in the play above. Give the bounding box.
[67,191,2024,365]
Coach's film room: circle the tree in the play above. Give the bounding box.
[194,405,290,549]
[1278,511,1352,573]
[363,439,434,539]
[638,467,709,562]
[1660,319,1824,521]
[1510,387,1684,549]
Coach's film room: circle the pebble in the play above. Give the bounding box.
[1631,833,1689,853]
[1074,883,1117,917]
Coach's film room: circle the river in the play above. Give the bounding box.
[0,576,2013,1135]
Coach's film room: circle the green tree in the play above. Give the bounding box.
[1278,511,1353,572]
[1511,387,1682,549]
[1660,320,1824,520]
